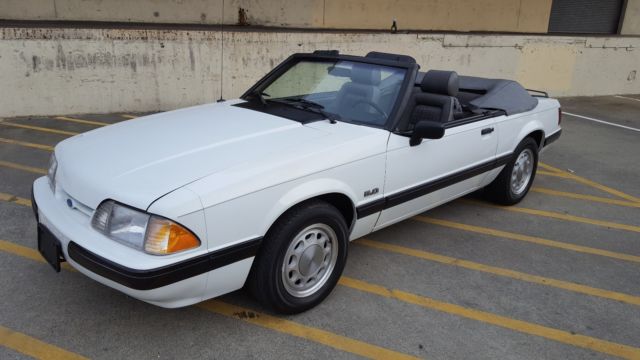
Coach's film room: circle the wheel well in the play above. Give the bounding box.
[274,193,355,231]
[315,193,355,229]
[527,130,544,149]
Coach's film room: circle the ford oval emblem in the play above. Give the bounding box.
[66,199,73,208]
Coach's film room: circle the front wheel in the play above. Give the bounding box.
[485,137,539,205]
[247,200,348,314]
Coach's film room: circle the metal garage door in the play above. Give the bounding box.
[548,0,625,34]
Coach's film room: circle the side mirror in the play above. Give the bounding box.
[410,121,445,146]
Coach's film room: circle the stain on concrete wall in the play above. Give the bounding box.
[0,27,638,117]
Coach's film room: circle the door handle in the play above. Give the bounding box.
[481,127,494,135]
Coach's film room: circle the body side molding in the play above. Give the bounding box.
[356,153,513,219]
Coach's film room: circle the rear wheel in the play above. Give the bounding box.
[486,137,538,205]
[248,200,348,314]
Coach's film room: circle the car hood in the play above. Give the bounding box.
[55,101,331,210]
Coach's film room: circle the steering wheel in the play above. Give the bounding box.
[353,100,389,119]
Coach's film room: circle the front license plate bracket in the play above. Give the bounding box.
[37,225,65,272]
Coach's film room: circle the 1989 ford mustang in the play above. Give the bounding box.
[32,51,561,313]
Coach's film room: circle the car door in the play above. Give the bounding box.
[374,115,500,230]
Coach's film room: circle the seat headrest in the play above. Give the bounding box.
[351,63,381,85]
[421,70,459,96]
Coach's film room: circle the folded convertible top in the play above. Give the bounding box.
[459,76,538,116]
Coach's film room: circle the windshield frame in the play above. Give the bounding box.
[241,53,419,130]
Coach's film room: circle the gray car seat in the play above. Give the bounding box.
[408,70,463,127]
[331,63,382,122]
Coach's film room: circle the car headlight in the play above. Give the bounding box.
[91,200,200,255]
[47,153,57,191]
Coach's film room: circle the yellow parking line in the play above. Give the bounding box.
[339,277,640,360]
[0,240,74,271]
[121,114,138,119]
[4,237,640,359]
[0,324,88,360]
[3,239,638,360]
[539,163,640,204]
[198,301,418,360]
[0,120,78,136]
[0,239,45,263]
[54,116,108,126]
[502,205,640,233]
[0,160,46,175]
[0,137,54,151]
[462,199,640,234]
[537,162,565,174]
[356,238,640,306]
[0,240,417,360]
[416,216,640,264]
[0,192,32,207]
[537,170,573,178]
[532,187,640,208]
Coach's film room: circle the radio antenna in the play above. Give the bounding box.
[217,0,225,102]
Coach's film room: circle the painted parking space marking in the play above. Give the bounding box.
[339,277,640,360]
[54,116,108,126]
[198,301,419,360]
[3,238,638,360]
[539,162,640,204]
[121,114,138,119]
[614,95,640,103]
[498,204,640,233]
[416,216,640,264]
[0,160,46,175]
[462,199,640,234]
[0,240,75,271]
[356,238,640,306]
[0,192,32,207]
[0,120,79,136]
[531,187,640,208]
[562,112,640,133]
[0,240,418,360]
[0,324,88,360]
[0,137,54,151]
[537,170,572,178]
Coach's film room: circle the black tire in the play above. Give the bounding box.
[247,200,349,314]
[485,137,539,205]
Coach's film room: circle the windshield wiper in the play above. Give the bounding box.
[278,97,340,124]
[285,97,324,109]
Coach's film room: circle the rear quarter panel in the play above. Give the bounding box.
[495,98,561,157]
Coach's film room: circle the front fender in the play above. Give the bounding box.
[262,178,358,232]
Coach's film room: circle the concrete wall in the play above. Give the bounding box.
[622,0,640,35]
[1,0,552,33]
[0,27,638,117]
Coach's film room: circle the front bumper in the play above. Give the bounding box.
[67,237,261,291]
[32,177,260,307]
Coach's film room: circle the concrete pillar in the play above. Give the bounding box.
[621,0,640,35]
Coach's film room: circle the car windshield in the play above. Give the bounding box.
[261,59,407,126]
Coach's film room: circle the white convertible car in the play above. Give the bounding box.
[32,51,561,313]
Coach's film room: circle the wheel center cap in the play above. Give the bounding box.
[299,245,323,276]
